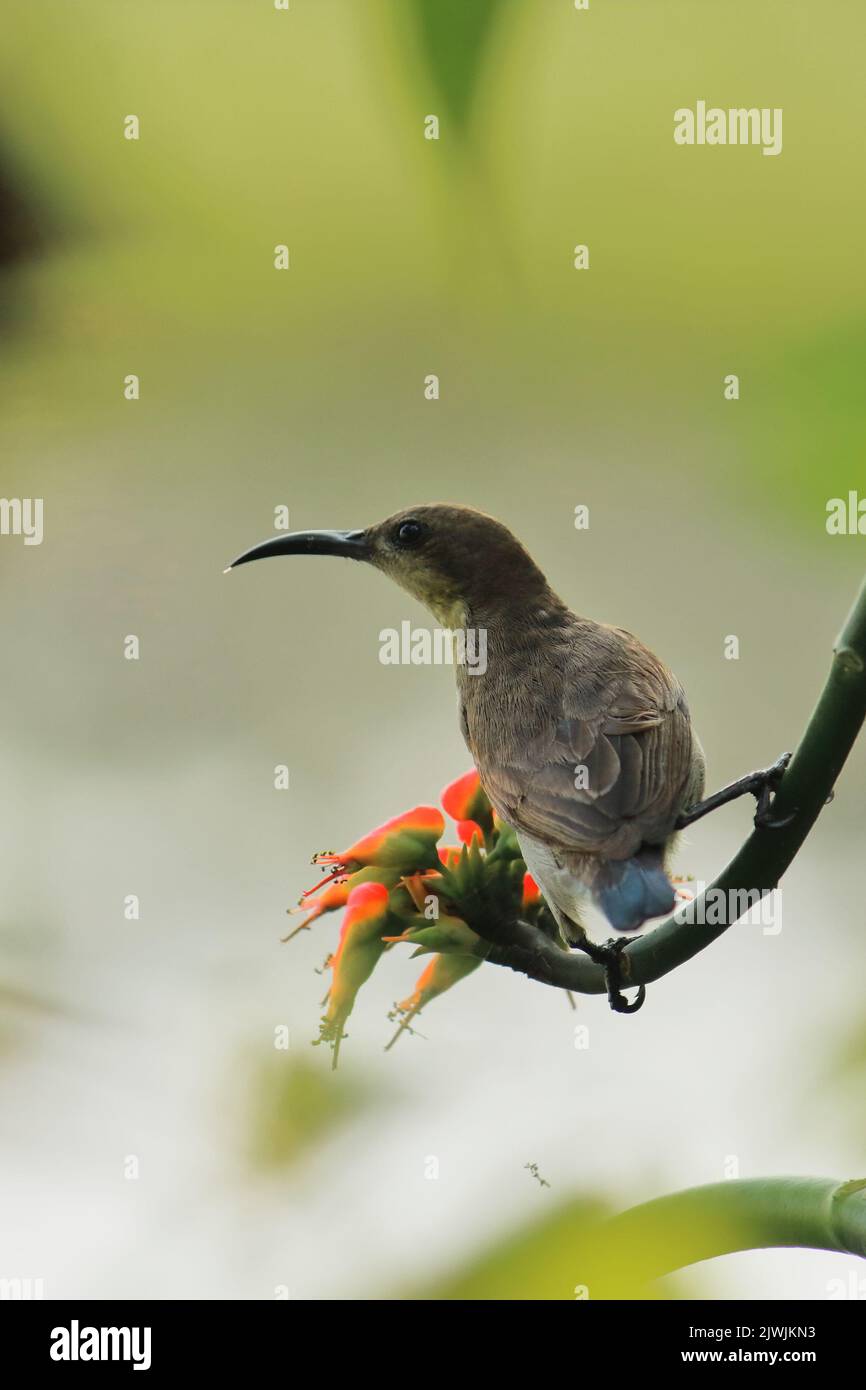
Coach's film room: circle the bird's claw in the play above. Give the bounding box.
[610,980,647,1014]
[585,937,646,1015]
[753,806,797,830]
[752,751,794,829]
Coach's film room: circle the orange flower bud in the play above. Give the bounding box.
[283,866,400,942]
[456,818,484,846]
[317,882,392,1068]
[386,952,483,1050]
[437,845,463,870]
[522,871,542,912]
[441,769,493,833]
[312,805,444,873]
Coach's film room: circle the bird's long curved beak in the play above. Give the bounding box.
[225,529,370,572]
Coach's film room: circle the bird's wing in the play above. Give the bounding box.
[479,627,698,856]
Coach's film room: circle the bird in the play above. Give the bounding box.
[226,505,787,1004]
[229,500,795,1011]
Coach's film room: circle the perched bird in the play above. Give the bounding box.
[227,505,710,970]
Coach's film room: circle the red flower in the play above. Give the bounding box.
[297,771,538,1064]
[318,881,393,1068]
[312,805,444,873]
[283,866,399,941]
[286,876,352,936]
[437,845,463,870]
[522,871,542,911]
[386,952,483,1050]
[456,818,484,847]
[440,769,493,833]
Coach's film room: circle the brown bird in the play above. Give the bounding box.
[228,504,789,1007]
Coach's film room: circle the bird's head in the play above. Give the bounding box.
[226,503,552,625]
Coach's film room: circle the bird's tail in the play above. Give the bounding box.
[593,846,676,934]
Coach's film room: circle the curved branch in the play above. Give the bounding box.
[420,1175,866,1298]
[587,1176,866,1294]
[482,576,866,996]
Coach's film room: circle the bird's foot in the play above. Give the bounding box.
[675,751,795,831]
[581,936,646,1015]
[751,752,795,828]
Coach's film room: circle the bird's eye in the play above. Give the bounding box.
[395,519,424,547]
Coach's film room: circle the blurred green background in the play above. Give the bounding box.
[1,0,864,1299]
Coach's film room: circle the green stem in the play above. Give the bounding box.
[588,1177,866,1295]
[485,575,866,996]
[421,1175,866,1299]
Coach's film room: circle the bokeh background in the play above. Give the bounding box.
[1,0,865,1299]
